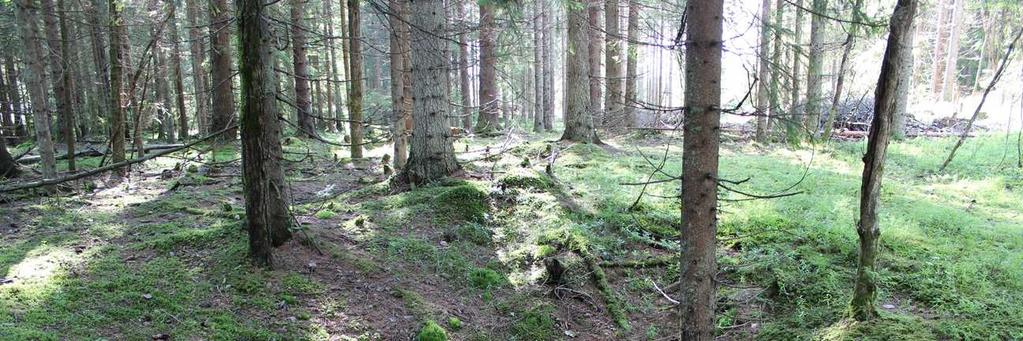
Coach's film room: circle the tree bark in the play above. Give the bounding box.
[929,0,951,98]
[561,1,598,143]
[168,2,189,141]
[16,0,58,178]
[185,0,209,135]
[532,0,544,132]
[237,0,292,268]
[42,0,76,171]
[400,0,460,185]
[389,0,411,169]
[850,0,917,322]
[623,0,638,128]
[767,0,784,133]
[603,0,623,132]
[4,58,26,139]
[940,0,964,102]
[347,0,364,158]
[542,0,554,131]
[475,2,500,134]
[804,0,827,139]
[587,0,603,121]
[785,0,804,144]
[291,0,317,137]
[754,0,771,141]
[892,23,916,141]
[0,63,11,136]
[338,0,350,134]
[680,0,723,338]
[210,0,237,141]
[0,133,18,178]
[85,0,111,140]
[458,0,474,133]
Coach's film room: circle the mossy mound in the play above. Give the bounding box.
[435,183,489,223]
[499,169,555,191]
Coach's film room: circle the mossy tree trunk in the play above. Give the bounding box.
[237,0,293,268]
[850,0,917,321]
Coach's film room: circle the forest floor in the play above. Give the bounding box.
[1,129,1022,340]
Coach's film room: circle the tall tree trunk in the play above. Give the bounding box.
[167,2,189,140]
[680,0,722,338]
[786,0,804,144]
[754,0,771,141]
[458,0,474,133]
[475,2,500,134]
[186,0,209,135]
[347,0,364,158]
[85,0,111,139]
[237,0,292,268]
[623,0,638,127]
[851,0,917,321]
[561,0,598,143]
[338,0,350,135]
[940,0,963,102]
[389,0,411,169]
[42,0,76,171]
[587,0,603,122]
[155,38,176,142]
[4,58,27,139]
[16,0,58,178]
[0,65,12,136]
[400,0,460,185]
[542,0,554,131]
[804,0,826,139]
[604,0,622,131]
[210,0,237,141]
[824,0,863,141]
[532,0,544,132]
[767,0,784,133]
[929,0,951,98]
[291,0,317,137]
[324,0,344,134]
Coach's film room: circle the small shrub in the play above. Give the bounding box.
[417,320,448,341]
[314,209,337,219]
[447,317,462,331]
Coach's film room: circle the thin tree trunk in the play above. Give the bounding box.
[291,0,316,137]
[680,0,723,338]
[458,0,474,133]
[400,0,460,185]
[561,0,598,143]
[85,0,111,139]
[825,0,863,141]
[321,2,335,132]
[347,0,364,158]
[623,0,638,128]
[389,0,411,169]
[892,23,917,141]
[42,0,76,171]
[16,0,58,178]
[338,0,350,135]
[603,0,622,131]
[786,0,804,144]
[475,2,500,134]
[542,0,554,131]
[532,0,544,132]
[851,0,917,321]
[167,2,188,140]
[754,0,771,141]
[237,0,292,268]
[767,0,784,133]
[929,0,951,98]
[185,0,209,135]
[4,58,26,139]
[0,65,11,136]
[588,0,603,122]
[804,0,826,139]
[209,0,236,141]
[940,0,964,102]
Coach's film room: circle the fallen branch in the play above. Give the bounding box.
[0,125,236,194]
[940,28,1022,172]
[601,255,675,268]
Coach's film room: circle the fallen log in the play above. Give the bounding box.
[17,144,185,164]
[0,126,234,193]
